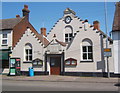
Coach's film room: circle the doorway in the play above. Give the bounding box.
[50,57,61,75]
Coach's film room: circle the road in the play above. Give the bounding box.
[2,79,119,91]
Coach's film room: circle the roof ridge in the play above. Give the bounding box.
[12,17,25,29]
[0,17,23,20]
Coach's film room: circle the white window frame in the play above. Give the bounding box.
[24,43,33,62]
[82,45,93,61]
[2,33,8,45]
[25,49,32,61]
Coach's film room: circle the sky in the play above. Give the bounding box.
[2,2,116,35]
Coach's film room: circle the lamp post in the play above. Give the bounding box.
[104,0,110,78]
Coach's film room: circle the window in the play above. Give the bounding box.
[83,46,93,60]
[65,33,72,42]
[25,43,32,61]
[65,26,73,43]
[65,58,77,66]
[2,33,8,45]
[81,39,93,61]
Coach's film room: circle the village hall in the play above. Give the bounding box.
[0,2,120,77]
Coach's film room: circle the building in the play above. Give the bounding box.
[112,2,120,74]
[0,5,49,74]
[0,4,119,77]
[46,8,114,76]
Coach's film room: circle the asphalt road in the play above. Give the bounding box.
[2,80,119,91]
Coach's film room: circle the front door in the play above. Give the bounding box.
[50,57,61,75]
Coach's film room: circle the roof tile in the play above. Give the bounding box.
[0,17,23,30]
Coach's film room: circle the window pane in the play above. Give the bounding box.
[2,40,7,44]
[38,62,42,65]
[66,61,71,65]
[33,62,37,65]
[69,38,72,41]
[88,53,93,59]
[65,34,68,37]
[65,38,68,42]
[29,49,32,54]
[3,34,7,38]
[88,46,92,52]
[83,46,87,52]
[69,33,72,37]
[71,61,76,65]
[26,56,28,61]
[29,56,32,61]
[26,49,28,54]
[83,53,87,59]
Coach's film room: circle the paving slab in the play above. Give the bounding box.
[1,75,119,83]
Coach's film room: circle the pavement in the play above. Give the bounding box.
[1,75,120,83]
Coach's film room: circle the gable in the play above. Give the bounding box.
[47,13,85,42]
[45,38,66,54]
[12,28,44,61]
[13,28,44,49]
[12,17,49,48]
[47,8,113,50]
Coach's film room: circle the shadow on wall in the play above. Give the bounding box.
[97,60,105,72]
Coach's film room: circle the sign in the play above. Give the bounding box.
[32,58,43,67]
[9,58,21,76]
[104,48,112,57]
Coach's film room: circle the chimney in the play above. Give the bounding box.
[41,28,46,37]
[22,5,30,20]
[93,21,100,31]
[16,15,20,18]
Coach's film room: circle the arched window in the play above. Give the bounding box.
[25,43,32,61]
[65,25,73,42]
[82,39,93,61]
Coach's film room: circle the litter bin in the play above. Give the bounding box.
[29,67,34,76]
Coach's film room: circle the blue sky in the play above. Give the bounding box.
[2,2,116,35]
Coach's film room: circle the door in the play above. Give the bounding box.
[50,57,61,75]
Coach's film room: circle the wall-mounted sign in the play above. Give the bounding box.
[104,48,112,57]
[65,58,77,66]
[32,58,43,67]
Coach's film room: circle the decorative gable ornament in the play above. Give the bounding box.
[64,8,76,15]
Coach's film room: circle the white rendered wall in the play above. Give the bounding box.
[47,12,114,73]
[12,29,45,72]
